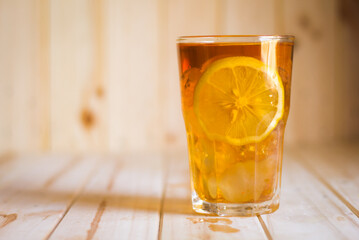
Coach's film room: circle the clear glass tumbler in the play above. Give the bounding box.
[177,35,294,216]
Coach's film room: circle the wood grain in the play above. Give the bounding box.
[105,0,163,153]
[0,154,53,189]
[0,214,17,228]
[86,200,106,240]
[36,0,51,150]
[1,0,359,153]
[222,0,277,34]
[161,0,221,151]
[260,150,359,240]
[50,154,164,240]
[282,0,337,144]
[0,145,358,239]
[0,155,98,240]
[0,0,49,152]
[334,0,359,140]
[297,144,359,217]
[50,0,109,152]
[43,156,82,188]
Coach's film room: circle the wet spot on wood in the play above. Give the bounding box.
[208,224,239,233]
[187,217,232,225]
[96,87,104,98]
[0,213,17,228]
[81,109,95,130]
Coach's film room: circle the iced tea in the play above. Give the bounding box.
[177,35,294,216]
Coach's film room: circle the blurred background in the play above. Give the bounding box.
[0,0,358,155]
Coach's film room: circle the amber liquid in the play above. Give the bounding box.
[177,41,293,208]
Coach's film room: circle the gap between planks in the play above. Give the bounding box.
[293,149,359,219]
[43,157,101,240]
[257,215,273,240]
[86,200,107,240]
[85,160,122,240]
[157,153,170,240]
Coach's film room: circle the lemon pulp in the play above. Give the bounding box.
[193,56,284,146]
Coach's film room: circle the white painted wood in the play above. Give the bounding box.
[0,146,359,239]
[94,154,164,239]
[50,154,164,240]
[160,153,267,240]
[299,144,359,213]
[0,156,98,240]
[48,156,115,239]
[0,154,53,189]
[261,151,359,240]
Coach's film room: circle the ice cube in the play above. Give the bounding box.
[219,160,275,203]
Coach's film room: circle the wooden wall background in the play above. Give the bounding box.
[0,0,358,154]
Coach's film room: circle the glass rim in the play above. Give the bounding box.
[177,35,295,43]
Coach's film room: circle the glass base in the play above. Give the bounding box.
[192,191,280,216]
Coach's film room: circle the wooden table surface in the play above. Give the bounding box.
[0,143,358,240]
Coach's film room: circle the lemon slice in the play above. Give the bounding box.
[194,57,284,146]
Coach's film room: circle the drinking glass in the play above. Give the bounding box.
[177,35,294,216]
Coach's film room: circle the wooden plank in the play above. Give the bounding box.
[160,153,267,240]
[105,0,163,153]
[0,0,13,154]
[260,151,359,240]
[162,0,220,151]
[281,0,337,144]
[0,0,50,153]
[298,143,359,216]
[1,0,358,153]
[35,0,51,150]
[50,154,164,240]
[0,152,18,181]
[333,0,359,139]
[0,154,51,188]
[50,0,108,152]
[0,155,98,240]
[222,0,277,34]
